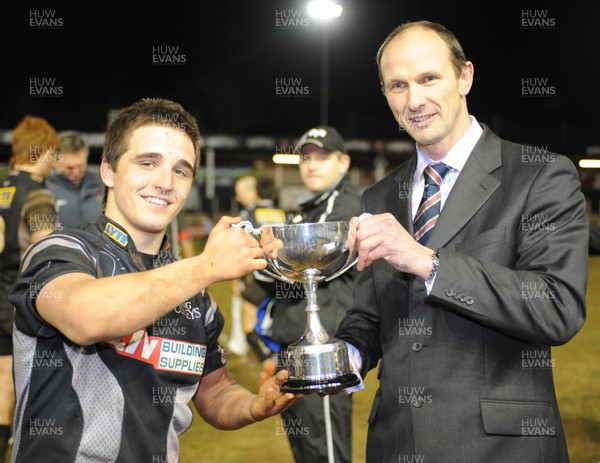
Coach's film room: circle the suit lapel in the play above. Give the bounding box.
[427,126,503,250]
[387,155,417,232]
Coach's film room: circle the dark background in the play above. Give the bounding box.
[1,1,599,165]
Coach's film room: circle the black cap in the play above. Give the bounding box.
[298,126,346,153]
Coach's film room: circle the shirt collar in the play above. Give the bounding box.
[96,214,173,270]
[414,116,483,181]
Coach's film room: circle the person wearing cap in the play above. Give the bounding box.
[270,125,361,463]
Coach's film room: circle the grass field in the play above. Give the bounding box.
[4,258,599,462]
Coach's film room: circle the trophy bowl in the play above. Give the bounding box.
[252,220,361,394]
[263,221,354,283]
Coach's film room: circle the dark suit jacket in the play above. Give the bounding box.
[336,125,589,463]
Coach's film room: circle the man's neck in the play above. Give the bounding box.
[419,114,473,161]
[12,164,45,182]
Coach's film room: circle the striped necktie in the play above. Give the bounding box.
[413,163,450,245]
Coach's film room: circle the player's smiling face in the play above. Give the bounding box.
[101,124,195,244]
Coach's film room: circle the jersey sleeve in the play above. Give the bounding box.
[9,233,97,338]
[200,291,227,376]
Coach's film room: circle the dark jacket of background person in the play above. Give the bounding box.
[45,171,104,227]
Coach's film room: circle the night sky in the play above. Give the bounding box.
[1,1,599,163]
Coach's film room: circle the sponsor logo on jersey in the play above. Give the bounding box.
[104,222,128,246]
[0,186,16,208]
[105,328,206,376]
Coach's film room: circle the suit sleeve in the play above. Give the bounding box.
[428,156,588,345]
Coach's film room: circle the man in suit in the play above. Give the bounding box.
[336,20,588,462]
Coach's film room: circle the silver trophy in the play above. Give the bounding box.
[235,220,362,395]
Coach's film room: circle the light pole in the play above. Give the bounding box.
[307,0,342,126]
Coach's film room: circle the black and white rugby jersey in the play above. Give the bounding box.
[9,214,226,463]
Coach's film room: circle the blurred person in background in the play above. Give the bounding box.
[270,126,361,463]
[45,130,105,227]
[0,115,60,460]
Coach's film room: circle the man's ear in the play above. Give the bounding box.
[100,159,114,188]
[459,61,474,96]
[340,153,351,173]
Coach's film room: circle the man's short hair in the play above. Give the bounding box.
[376,20,468,91]
[102,98,201,177]
[59,130,89,156]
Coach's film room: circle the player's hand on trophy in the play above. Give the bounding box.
[201,215,267,281]
[250,370,302,421]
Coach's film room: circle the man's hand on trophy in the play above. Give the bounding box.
[347,213,372,256]
[250,370,303,421]
[354,213,432,277]
[201,216,268,281]
[258,226,284,260]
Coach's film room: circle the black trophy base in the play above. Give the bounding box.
[281,373,360,395]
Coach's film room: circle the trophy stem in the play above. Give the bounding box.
[302,275,331,344]
[303,277,318,312]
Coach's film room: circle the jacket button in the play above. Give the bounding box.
[445,289,454,297]
[412,343,423,352]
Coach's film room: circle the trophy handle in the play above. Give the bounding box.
[231,221,296,284]
[231,220,261,239]
[324,256,358,282]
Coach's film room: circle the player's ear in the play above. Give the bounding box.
[100,159,114,188]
